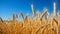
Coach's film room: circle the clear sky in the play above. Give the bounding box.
[0,0,60,20]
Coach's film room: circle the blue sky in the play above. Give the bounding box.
[0,0,60,20]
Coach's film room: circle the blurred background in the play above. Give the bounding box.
[0,0,60,20]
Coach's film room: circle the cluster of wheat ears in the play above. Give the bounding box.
[0,2,60,34]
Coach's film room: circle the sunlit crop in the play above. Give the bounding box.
[0,2,59,34]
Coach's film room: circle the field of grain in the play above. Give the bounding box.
[0,2,59,34]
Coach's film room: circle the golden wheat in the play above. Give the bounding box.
[0,2,59,34]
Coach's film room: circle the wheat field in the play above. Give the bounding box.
[0,2,59,34]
